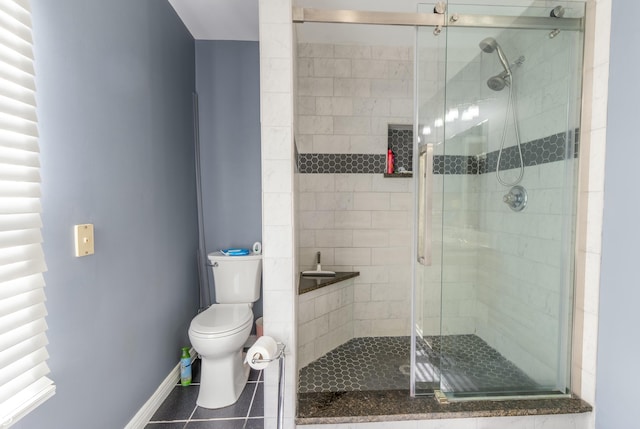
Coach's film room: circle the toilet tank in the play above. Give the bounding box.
[208,252,262,304]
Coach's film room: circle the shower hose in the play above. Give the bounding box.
[496,75,524,186]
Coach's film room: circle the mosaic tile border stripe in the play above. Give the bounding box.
[298,153,385,174]
[297,130,578,175]
[477,129,579,175]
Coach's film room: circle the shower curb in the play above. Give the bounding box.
[296,390,592,425]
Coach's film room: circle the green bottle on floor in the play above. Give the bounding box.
[180,347,191,386]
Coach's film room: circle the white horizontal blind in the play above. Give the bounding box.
[0,0,54,426]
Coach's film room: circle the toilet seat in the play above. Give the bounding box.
[190,303,253,337]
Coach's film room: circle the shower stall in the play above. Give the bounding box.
[295,0,585,403]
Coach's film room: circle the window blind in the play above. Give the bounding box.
[0,0,54,426]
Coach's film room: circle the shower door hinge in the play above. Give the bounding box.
[434,390,449,404]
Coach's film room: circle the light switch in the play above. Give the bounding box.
[74,224,94,257]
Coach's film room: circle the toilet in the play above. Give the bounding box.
[188,251,262,409]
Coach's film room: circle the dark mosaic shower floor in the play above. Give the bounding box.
[298,335,537,395]
[422,335,538,394]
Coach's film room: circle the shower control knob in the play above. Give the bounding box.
[503,185,528,212]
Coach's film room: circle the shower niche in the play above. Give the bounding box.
[384,124,413,178]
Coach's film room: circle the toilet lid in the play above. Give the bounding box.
[190,303,253,335]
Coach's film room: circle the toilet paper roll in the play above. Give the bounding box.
[252,241,262,255]
[245,335,278,370]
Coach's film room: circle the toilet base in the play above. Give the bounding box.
[196,349,250,409]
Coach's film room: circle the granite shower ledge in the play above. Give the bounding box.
[298,272,360,295]
[296,390,592,425]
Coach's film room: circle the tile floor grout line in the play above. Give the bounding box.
[183,399,198,428]
[186,358,199,427]
[189,417,248,421]
[242,378,260,428]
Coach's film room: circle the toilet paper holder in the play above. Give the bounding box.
[249,342,286,365]
[249,342,286,429]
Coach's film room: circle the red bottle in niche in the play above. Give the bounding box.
[386,149,395,174]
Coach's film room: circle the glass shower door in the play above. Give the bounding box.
[413,1,584,400]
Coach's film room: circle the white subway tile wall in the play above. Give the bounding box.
[572,1,611,414]
[472,161,574,384]
[297,280,355,368]
[259,1,297,429]
[296,43,415,340]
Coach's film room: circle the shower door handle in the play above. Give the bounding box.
[418,144,433,266]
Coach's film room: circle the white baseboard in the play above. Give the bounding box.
[125,348,196,429]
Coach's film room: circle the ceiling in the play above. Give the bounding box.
[166,0,553,44]
[168,0,259,41]
[167,0,419,44]
[167,0,428,42]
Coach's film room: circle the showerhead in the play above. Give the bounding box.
[479,37,512,77]
[487,73,509,91]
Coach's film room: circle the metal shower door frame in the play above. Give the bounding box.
[293,7,582,31]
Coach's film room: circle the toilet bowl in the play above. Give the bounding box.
[188,303,253,408]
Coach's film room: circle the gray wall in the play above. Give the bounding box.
[24,1,198,428]
[595,1,639,428]
[195,41,262,316]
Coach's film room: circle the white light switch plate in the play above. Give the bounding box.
[74,224,94,257]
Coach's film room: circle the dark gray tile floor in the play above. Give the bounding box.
[147,359,264,429]
[299,335,537,395]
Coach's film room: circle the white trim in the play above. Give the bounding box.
[125,349,195,429]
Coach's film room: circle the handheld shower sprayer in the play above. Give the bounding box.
[479,37,512,77]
